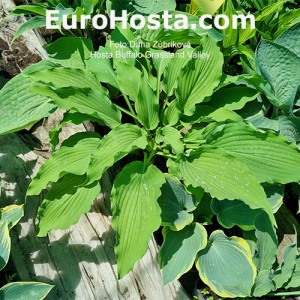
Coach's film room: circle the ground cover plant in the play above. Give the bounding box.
[1,0,300,299]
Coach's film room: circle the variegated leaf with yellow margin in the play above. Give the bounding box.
[191,0,225,14]
[196,230,256,298]
[0,205,24,230]
[159,223,207,285]
[0,221,11,271]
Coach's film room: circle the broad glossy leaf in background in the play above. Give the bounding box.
[256,39,300,112]
[159,223,207,285]
[196,231,256,298]
[275,23,300,58]
[204,122,300,184]
[176,38,223,115]
[37,175,100,237]
[27,132,101,196]
[0,282,53,300]
[0,75,56,135]
[158,175,197,231]
[111,161,165,278]
[86,124,148,184]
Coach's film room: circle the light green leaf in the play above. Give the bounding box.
[86,124,148,184]
[136,70,159,130]
[86,47,119,89]
[272,235,298,289]
[204,122,300,184]
[196,230,256,298]
[156,126,184,154]
[221,0,238,49]
[37,175,100,237]
[158,175,197,231]
[12,4,47,16]
[163,48,194,97]
[0,221,10,271]
[26,67,102,91]
[159,223,207,285]
[115,61,142,102]
[163,100,181,126]
[209,87,259,111]
[176,38,223,115]
[140,11,223,45]
[0,205,23,230]
[0,282,54,300]
[30,86,122,129]
[275,23,300,58]
[13,16,46,41]
[256,39,300,111]
[0,74,56,135]
[27,133,101,196]
[175,147,275,225]
[45,37,93,69]
[254,211,278,272]
[111,161,165,278]
[49,111,102,150]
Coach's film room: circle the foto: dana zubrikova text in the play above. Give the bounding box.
[46,10,256,31]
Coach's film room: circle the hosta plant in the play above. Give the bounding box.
[1,23,300,298]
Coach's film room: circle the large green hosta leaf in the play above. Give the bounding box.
[85,124,148,185]
[256,39,300,111]
[159,223,207,285]
[37,175,100,237]
[111,161,165,278]
[158,175,197,231]
[0,75,56,135]
[27,132,101,196]
[26,67,102,91]
[196,230,256,298]
[30,86,122,129]
[204,122,300,184]
[163,48,194,97]
[174,148,275,224]
[136,71,159,130]
[176,38,223,115]
[275,23,300,58]
[0,282,53,300]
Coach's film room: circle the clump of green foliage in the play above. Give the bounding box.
[1,0,300,298]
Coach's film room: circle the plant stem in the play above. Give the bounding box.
[122,92,139,125]
[267,291,300,297]
[115,104,139,121]
[160,96,170,123]
[156,151,177,160]
[146,141,156,165]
